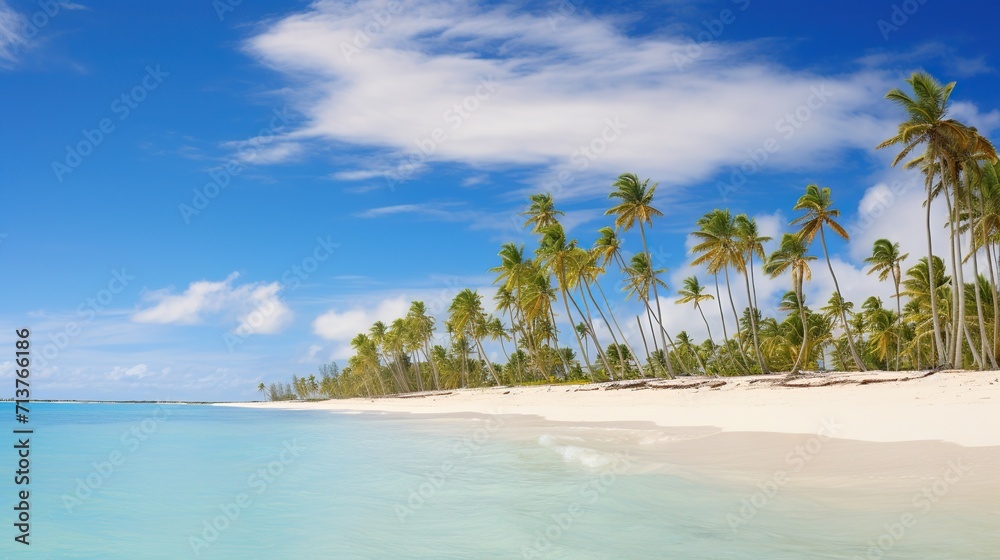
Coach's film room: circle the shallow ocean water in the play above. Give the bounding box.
[1,403,996,559]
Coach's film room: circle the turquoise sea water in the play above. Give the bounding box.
[1,403,997,559]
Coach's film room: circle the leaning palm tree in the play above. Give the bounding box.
[623,252,677,378]
[791,184,866,371]
[606,173,671,362]
[764,234,816,374]
[735,214,771,372]
[863,239,908,370]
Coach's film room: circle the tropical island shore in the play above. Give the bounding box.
[226,369,1000,447]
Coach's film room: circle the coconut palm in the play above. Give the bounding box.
[863,239,908,370]
[690,209,754,373]
[448,289,501,385]
[522,193,565,233]
[623,252,677,378]
[876,72,975,365]
[791,184,866,371]
[764,234,816,374]
[735,214,771,372]
[675,275,722,375]
[606,173,671,364]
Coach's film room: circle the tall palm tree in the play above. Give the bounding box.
[735,214,771,372]
[536,224,609,380]
[623,252,677,378]
[877,72,972,365]
[690,209,754,373]
[448,289,502,385]
[675,275,721,375]
[407,301,441,389]
[257,382,266,400]
[764,234,816,374]
[606,173,672,363]
[863,239,908,370]
[791,184,866,371]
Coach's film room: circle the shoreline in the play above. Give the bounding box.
[221,369,1000,447]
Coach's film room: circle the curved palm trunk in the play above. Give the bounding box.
[695,302,722,376]
[635,315,652,377]
[893,277,903,371]
[818,226,866,371]
[924,173,948,365]
[474,337,502,385]
[723,266,754,373]
[569,286,613,378]
[944,191,965,368]
[424,341,441,390]
[712,273,745,375]
[970,189,996,369]
[548,306,572,378]
[740,268,768,373]
[986,242,1000,359]
[589,280,631,381]
[579,283,618,380]
[560,286,595,381]
[791,280,808,374]
[638,222,671,372]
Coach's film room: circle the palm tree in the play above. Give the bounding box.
[606,173,671,364]
[407,301,441,389]
[735,214,771,372]
[864,239,908,370]
[690,209,753,373]
[675,275,721,375]
[257,382,266,400]
[877,72,973,365]
[791,184,866,371]
[764,234,816,374]
[536,224,609,380]
[623,252,677,378]
[448,289,502,385]
[522,193,564,233]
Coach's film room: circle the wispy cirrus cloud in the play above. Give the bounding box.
[239,0,932,200]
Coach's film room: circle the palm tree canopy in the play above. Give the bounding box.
[791,184,850,242]
[605,173,663,231]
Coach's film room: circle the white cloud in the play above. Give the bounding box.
[313,296,411,357]
[0,1,25,65]
[108,363,150,381]
[243,0,906,198]
[133,273,292,334]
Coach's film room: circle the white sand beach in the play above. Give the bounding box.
[227,369,1000,447]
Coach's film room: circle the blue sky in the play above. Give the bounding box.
[1,0,997,400]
